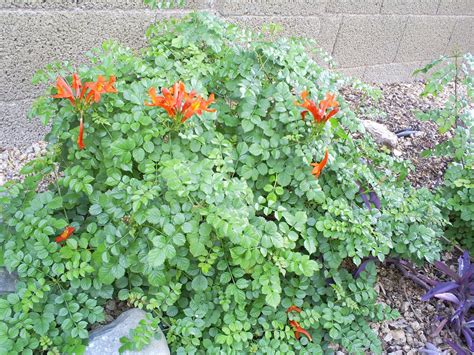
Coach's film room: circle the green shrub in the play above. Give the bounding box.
[414,54,474,252]
[0,13,445,354]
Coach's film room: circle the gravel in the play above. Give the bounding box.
[373,262,461,354]
[0,141,47,186]
[341,80,454,189]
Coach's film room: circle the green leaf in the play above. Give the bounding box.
[89,204,102,216]
[133,148,146,162]
[191,275,208,292]
[265,291,281,308]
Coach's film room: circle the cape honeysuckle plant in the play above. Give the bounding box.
[414,54,474,252]
[0,13,447,354]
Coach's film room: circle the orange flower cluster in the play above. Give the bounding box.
[145,81,215,123]
[53,74,117,107]
[287,305,313,342]
[295,91,339,124]
[55,226,75,243]
[295,91,339,179]
[52,74,117,149]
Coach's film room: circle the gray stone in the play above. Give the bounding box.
[395,16,457,63]
[362,61,430,83]
[0,267,17,294]
[335,66,366,80]
[0,99,50,149]
[327,0,383,14]
[228,14,341,54]
[362,120,398,148]
[215,0,328,16]
[437,0,474,15]
[390,329,407,345]
[85,309,170,355]
[445,17,474,55]
[332,15,407,67]
[384,332,393,342]
[381,0,439,14]
[0,0,77,9]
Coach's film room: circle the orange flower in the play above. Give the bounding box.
[55,226,75,243]
[85,75,117,103]
[52,77,75,106]
[287,305,302,313]
[52,74,116,106]
[310,149,329,179]
[145,81,215,123]
[52,74,117,149]
[77,118,85,150]
[72,73,82,97]
[295,91,339,124]
[289,320,313,342]
[287,306,313,342]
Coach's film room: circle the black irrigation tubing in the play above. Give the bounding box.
[395,128,422,138]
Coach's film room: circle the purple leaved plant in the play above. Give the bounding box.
[422,251,474,354]
[357,182,381,210]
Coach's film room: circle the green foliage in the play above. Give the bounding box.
[0,13,445,354]
[143,0,185,9]
[415,54,474,251]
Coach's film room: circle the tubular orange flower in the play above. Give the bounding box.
[310,149,329,179]
[55,226,75,243]
[287,305,302,313]
[77,118,85,150]
[85,75,117,103]
[145,81,215,123]
[295,91,339,124]
[52,77,75,106]
[288,320,313,342]
[52,74,117,149]
[287,305,313,342]
[72,73,82,97]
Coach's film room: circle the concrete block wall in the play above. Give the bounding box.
[1,0,473,147]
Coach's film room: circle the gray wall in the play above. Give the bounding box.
[1,0,473,147]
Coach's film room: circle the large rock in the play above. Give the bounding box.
[362,120,398,148]
[0,267,17,294]
[85,309,170,355]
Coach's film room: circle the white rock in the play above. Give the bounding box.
[0,268,17,294]
[392,149,403,157]
[362,120,398,148]
[390,329,406,344]
[85,309,170,355]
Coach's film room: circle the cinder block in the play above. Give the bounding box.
[0,0,76,9]
[227,15,342,54]
[327,0,383,14]
[381,0,440,14]
[334,66,366,80]
[332,15,407,67]
[0,10,188,101]
[76,0,210,10]
[0,99,49,148]
[437,0,474,15]
[395,15,457,63]
[215,0,327,16]
[445,17,474,55]
[0,0,209,10]
[363,60,430,83]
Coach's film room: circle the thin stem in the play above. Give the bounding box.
[53,170,69,221]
